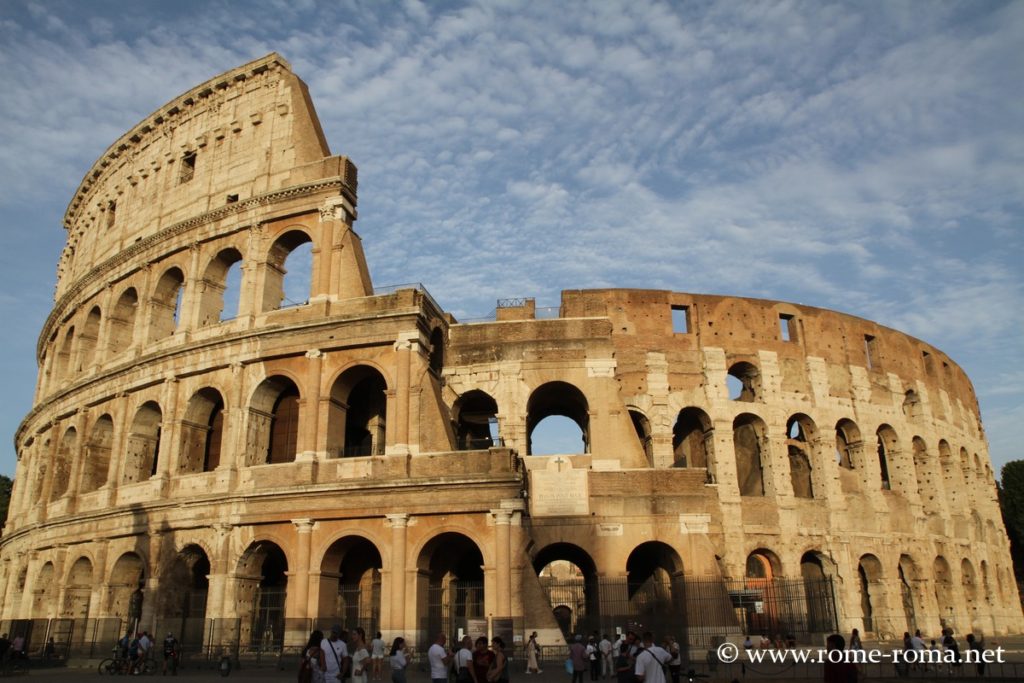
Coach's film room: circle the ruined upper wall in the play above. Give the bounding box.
[56,53,351,300]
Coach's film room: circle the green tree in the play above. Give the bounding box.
[998,461,1024,582]
[0,474,11,532]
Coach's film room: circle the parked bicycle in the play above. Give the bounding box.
[98,649,156,675]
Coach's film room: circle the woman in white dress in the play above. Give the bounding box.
[351,628,370,683]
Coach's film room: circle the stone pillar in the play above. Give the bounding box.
[385,514,410,633]
[492,510,512,617]
[391,333,419,455]
[302,351,323,458]
[139,530,164,633]
[292,519,315,618]
[156,377,179,480]
[225,361,246,470]
[206,523,233,621]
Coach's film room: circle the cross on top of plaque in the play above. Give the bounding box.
[553,456,567,472]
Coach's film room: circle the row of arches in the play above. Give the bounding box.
[43,229,316,391]
[31,365,388,502]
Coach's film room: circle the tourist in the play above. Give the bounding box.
[614,642,633,683]
[351,628,370,683]
[301,629,326,683]
[370,632,386,681]
[599,634,612,679]
[322,625,351,683]
[525,632,542,675]
[823,633,857,683]
[965,633,984,677]
[489,637,509,683]
[633,632,671,683]
[389,637,408,683]
[587,634,600,681]
[473,636,496,683]
[162,632,180,676]
[455,636,474,683]
[427,633,452,683]
[569,634,588,683]
[664,636,681,683]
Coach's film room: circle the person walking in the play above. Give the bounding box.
[525,632,542,675]
[301,629,327,683]
[389,637,409,683]
[371,632,386,682]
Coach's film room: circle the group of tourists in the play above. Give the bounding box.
[568,631,681,683]
[113,630,179,675]
[430,632,510,683]
[300,626,400,683]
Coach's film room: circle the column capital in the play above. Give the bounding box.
[305,349,323,360]
[293,518,316,533]
[491,509,513,525]
[385,513,410,528]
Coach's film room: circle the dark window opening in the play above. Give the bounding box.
[226,194,239,204]
[727,362,760,402]
[779,313,796,342]
[864,334,878,371]
[106,201,116,229]
[267,388,300,463]
[179,151,196,184]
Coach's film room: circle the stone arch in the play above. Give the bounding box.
[416,532,485,646]
[263,229,314,311]
[318,535,383,632]
[148,266,185,341]
[961,558,978,616]
[801,551,838,634]
[157,544,210,644]
[107,552,146,628]
[744,549,782,636]
[733,413,766,496]
[786,414,816,499]
[834,419,860,470]
[746,549,781,580]
[959,447,972,485]
[526,381,590,455]
[63,556,94,619]
[625,541,686,633]
[628,408,653,466]
[179,388,226,473]
[328,365,388,457]
[452,389,499,450]
[123,401,162,483]
[897,554,918,633]
[198,247,244,325]
[50,427,77,501]
[56,325,75,379]
[107,287,138,356]
[672,407,713,470]
[875,424,898,491]
[727,361,761,402]
[249,375,301,464]
[932,556,955,629]
[80,414,114,493]
[78,305,102,371]
[236,540,289,651]
[857,554,883,633]
[533,542,598,640]
[31,561,57,618]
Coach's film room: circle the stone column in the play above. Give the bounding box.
[206,523,233,621]
[385,514,410,633]
[156,377,179,480]
[391,333,419,455]
[292,519,315,618]
[492,509,512,617]
[139,530,164,633]
[302,351,323,458]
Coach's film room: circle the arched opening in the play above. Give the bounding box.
[31,562,56,618]
[959,447,972,485]
[912,437,929,501]
[108,552,146,632]
[319,536,383,633]
[249,376,301,465]
[834,419,859,470]
[727,362,760,402]
[452,390,499,450]
[876,425,898,491]
[527,382,590,455]
[672,407,712,470]
[149,267,185,341]
[628,409,653,466]
[733,413,766,496]
[786,415,815,499]
[534,543,598,640]
[625,542,686,635]
[80,415,114,493]
[961,558,978,616]
[902,389,922,421]
[264,230,313,311]
[78,306,102,371]
[56,326,74,379]
[328,366,388,457]
[123,401,162,483]
[236,542,288,653]
[938,440,962,512]
[979,560,993,607]
[898,555,917,633]
[429,327,445,376]
[50,428,76,501]
[198,248,244,325]
[800,552,837,634]
[417,533,484,649]
[158,545,210,647]
[179,388,225,473]
[933,556,954,629]
[108,287,138,356]
[857,555,882,633]
[63,557,93,619]
[744,550,782,636]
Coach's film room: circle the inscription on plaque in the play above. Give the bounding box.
[529,456,590,517]
[679,513,711,534]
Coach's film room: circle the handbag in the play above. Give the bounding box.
[565,658,573,675]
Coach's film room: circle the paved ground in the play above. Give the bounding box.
[12,636,1024,682]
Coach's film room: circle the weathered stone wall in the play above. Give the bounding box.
[1,55,1018,653]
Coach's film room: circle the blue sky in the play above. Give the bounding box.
[0,0,1021,479]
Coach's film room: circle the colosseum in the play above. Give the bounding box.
[1,53,1020,660]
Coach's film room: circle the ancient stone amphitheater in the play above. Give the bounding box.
[2,54,1019,659]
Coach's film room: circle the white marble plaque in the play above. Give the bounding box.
[596,523,623,536]
[679,513,711,534]
[530,461,589,517]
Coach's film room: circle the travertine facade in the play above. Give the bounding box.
[2,54,1020,652]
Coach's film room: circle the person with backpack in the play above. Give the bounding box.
[633,633,670,683]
